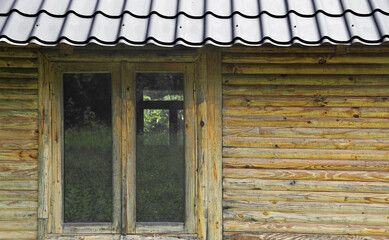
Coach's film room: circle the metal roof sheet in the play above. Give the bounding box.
[0,0,388,47]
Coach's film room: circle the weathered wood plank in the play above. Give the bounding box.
[0,119,38,130]
[223,126,389,139]
[223,199,389,214]
[0,89,37,100]
[223,148,389,161]
[0,130,38,140]
[222,53,389,64]
[0,180,38,190]
[223,116,389,129]
[223,189,389,204]
[223,221,389,236]
[0,150,38,161]
[223,158,389,171]
[0,99,38,110]
[0,59,37,68]
[223,178,389,193]
[0,161,38,180]
[0,220,37,231]
[223,85,389,97]
[223,136,389,150]
[223,168,389,182]
[0,200,37,210]
[0,47,38,58]
[0,68,38,78]
[223,64,389,75]
[224,232,389,240]
[224,210,389,225]
[224,106,389,118]
[0,140,38,150]
[0,190,37,201]
[0,79,38,89]
[223,96,389,108]
[0,231,37,239]
[0,210,37,220]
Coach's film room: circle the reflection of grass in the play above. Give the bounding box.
[136,134,185,222]
[64,127,185,223]
[64,125,113,222]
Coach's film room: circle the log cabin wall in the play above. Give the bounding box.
[0,47,39,239]
[222,46,389,239]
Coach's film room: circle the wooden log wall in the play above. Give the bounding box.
[222,47,389,239]
[0,48,39,239]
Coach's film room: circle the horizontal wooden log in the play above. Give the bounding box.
[0,118,38,130]
[0,68,38,79]
[0,140,38,150]
[224,106,389,118]
[0,59,37,68]
[0,180,38,190]
[0,130,38,140]
[0,150,38,161]
[0,200,37,210]
[223,136,389,150]
[222,53,389,64]
[223,126,389,139]
[0,210,37,220]
[223,96,389,108]
[223,158,389,171]
[223,116,389,129]
[223,148,389,161]
[0,161,37,180]
[0,79,38,89]
[0,89,38,100]
[224,210,389,225]
[224,232,389,240]
[223,189,389,204]
[223,63,389,75]
[223,199,389,214]
[0,231,37,239]
[223,85,389,97]
[0,99,38,110]
[0,190,37,201]
[45,234,197,240]
[223,221,389,236]
[223,178,389,193]
[0,48,38,58]
[0,220,37,231]
[223,168,389,182]
[0,110,38,119]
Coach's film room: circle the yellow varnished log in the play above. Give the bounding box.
[224,210,389,225]
[0,130,38,140]
[0,89,37,100]
[223,85,389,97]
[223,116,389,129]
[224,106,389,118]
[223,189,389,204]
[223,63,389,75]
[223,126,389,139]
[223,136,389,150]
[223,178,389,193]
[0,161,38,180]
[223,158,389,171]
[223,199,389,214]
[223,168,389,182]
[0,150,38,161]
[223,220,389,236]
[223,148,389,161]
[223,96,389,108]
[0,140,38,150]
[0,99,38,110]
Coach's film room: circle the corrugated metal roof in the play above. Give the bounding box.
[0,0,388,47]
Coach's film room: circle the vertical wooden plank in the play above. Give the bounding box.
[121,61,128,235]
[37,52,51,239]
[205,47,222,240]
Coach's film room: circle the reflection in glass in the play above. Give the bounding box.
[136,73,185,222]
[63,73,112,222]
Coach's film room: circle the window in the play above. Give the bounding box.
[44,62,197,236]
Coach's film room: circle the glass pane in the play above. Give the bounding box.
[63,73,113,223]
[136,73,185,222]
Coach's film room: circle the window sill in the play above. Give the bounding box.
[45,234,199,240]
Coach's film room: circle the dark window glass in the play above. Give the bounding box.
[136,73,185,222]
[63,73,113,223]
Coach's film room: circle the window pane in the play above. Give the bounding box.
[136,73,185,222]
[63,73,113,223]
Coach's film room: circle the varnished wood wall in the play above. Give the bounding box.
[222,47,389,239]
[0,48,39,239]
